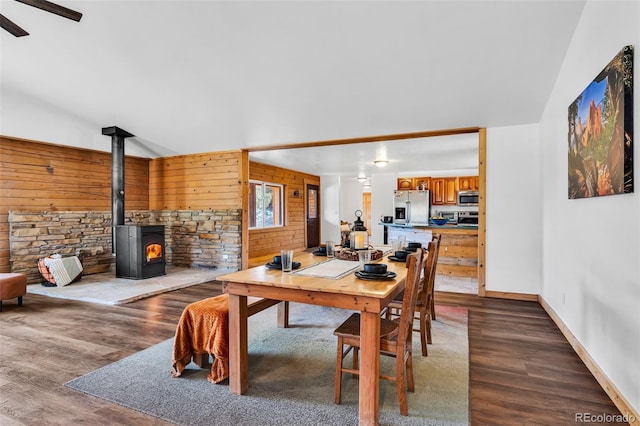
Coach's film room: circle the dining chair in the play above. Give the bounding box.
[429,233,442,321]
[384,234,440,357]
[333,249,423,416]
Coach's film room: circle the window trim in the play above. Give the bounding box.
[249,179,284,230]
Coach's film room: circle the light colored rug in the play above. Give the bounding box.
[66,303,469,425]
[27,266,230,305]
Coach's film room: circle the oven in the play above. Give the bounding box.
[458,211,479,225]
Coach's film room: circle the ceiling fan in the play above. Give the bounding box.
[0,0,82,37]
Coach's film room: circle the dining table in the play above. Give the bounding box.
[216,248,409,426]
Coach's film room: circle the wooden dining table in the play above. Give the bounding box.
[217,249,408,426]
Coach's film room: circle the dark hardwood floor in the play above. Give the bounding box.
[0,283,624,425]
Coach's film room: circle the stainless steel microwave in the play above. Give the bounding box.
[457,190,479,206]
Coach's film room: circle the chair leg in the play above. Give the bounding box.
[0,301,2,312]
[431,297,436,320]
[426,313,432,344]
[406,349,415,393]
[18,296,23,306]
[420,310,428,357]
[352,347,359,377]
[397,355,409,416]
[335,338,343,404]
[192,352,209,368]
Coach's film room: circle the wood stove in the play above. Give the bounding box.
[115,225,166,279]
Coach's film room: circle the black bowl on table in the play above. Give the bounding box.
[363,263,387,274]
[394,251,408,260]
[317,245,327,254]
[407,242,422,249]
[272,255,281,264]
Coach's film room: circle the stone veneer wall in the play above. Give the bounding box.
[9,209,242,284]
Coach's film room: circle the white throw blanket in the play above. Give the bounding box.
[43,256,83,286]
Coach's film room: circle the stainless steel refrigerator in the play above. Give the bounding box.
[393,190,430,225]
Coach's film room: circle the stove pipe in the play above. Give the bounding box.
[102,126,134,253]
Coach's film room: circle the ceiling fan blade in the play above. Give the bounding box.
[0,13,29,36]
[15,0,82,22]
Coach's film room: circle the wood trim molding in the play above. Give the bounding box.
[538,296,640,425]
[477,128,487,297]
[245,127,480,152]
[483,290,538,302]
[240,150,250,270]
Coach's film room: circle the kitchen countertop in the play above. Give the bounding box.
[380,222,478,230]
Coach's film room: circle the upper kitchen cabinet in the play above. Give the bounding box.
[414,177,431,191]
[396,176,430,191]
[458,175,480,191]
[431,177,457,205]
[397,177,414,190]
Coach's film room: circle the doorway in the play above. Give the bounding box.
[362,192,371,238]
[306,184,320,248]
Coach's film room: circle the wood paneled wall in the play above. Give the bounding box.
[249,162,320,258]
[1,137,319,272]
[149,151,244,210]
[0,136,149,273]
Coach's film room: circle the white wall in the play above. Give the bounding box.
[1,87,163,158]
[320,175,341,243]
[339,177,364,229]
[539,0,639,414]
[370,174,396,245]
[485,124,542,294]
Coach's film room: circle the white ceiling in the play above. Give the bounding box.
[0,0,585,176]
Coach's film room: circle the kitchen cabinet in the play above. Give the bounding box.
[458,175,479,191]
[396,178,414,190]
[396,177,430,191]
[437,229,478,278]
[414,177,430,191]
[386,224,478,278]
[431,177,457,205]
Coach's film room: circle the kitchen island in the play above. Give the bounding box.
[382,222,478,278]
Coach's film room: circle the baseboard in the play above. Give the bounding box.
[538,296,639,426]
[483,290,538,302]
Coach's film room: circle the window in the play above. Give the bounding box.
[249,180,283,229]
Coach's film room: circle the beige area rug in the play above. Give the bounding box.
[66,304,469,425]
[27,266,231,305]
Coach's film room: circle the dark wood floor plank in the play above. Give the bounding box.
[0,284,624,425]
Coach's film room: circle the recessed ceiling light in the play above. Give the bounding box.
[374,160,389,167]
[357,176,367,182]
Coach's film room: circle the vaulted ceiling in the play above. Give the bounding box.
[1,0,585,176]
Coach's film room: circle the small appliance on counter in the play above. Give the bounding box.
[381,215,393,223]
[457,211,479,225]
[435,211,458,224]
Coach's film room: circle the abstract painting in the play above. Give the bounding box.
[568,45,634,199]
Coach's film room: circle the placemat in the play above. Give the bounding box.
[292,258,360,279]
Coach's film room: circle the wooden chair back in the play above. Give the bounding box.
[427,233,441,319]
[395,249,424,349]
[416,241,437,309]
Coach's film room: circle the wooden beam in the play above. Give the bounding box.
[245,127,481,152]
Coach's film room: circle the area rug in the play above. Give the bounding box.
[65,303,469,425]
[27,266,229,305]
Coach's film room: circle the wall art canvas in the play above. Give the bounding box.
[568,45,634,199]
